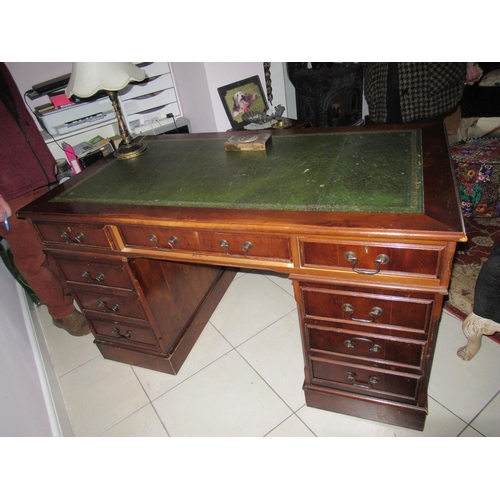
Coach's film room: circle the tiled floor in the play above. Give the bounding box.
[35,117,500,437]
[36,268,500,437]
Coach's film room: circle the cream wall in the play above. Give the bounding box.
[0,264,54,436]
[172,62,294,132]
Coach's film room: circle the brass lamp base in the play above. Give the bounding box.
[114,142,147,160]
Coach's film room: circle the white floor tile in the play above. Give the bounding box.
[100,404,168,437]
[209,271,297,347]
[35,305,53,329]
[459,426,485,437]
[266,414,315,437]
[133,323,233,401]
[392,397,467,437]
[237,310,306,411]
[153,350,292,436]
[469,391,500,437]
[59,356,149,436]
[261,271,295,296]
[428,312,500,423]
[42,322,100,377]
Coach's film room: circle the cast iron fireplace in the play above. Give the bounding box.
[288,63,363,127]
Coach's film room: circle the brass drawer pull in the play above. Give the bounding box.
[344,251,389,275]
[98,300,120,313]
[149,234,178,251]
[112,327,131,339]
[342,303,383,323]
[345,372,380,389]
[82,271,105,283]
[60,230,85,245]
[344,337,382,353]
[219,239,253,257]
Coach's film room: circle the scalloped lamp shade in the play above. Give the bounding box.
[65,62,147,159]
[65,62,146,98]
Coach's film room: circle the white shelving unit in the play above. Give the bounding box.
[118,62,188,136]
[39,62,188,160]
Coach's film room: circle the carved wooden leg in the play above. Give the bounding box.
[458,312,500,361]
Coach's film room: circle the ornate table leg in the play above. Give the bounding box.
[458,312,500,360]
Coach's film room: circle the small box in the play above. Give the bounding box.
[62,142,82,174]
[50,93,73,108]
[224,134,272,151]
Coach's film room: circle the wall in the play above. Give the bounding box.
[172,62,289,133]
[6,62,72,123]
[171,62,218,133]
[0,262,54,436]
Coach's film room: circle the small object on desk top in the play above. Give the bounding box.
[272,120,292,129]
[224,133,272,151]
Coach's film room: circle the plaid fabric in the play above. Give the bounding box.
[364,63,467,123]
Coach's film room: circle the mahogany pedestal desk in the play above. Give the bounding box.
[19,124,465,431]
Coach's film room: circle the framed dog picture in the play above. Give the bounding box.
[218,75,268,130]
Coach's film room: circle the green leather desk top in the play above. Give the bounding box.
[54,130,423,213]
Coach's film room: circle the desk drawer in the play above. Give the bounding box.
[306,325,425,369]
[91,318,161,351]
[301,285,434,334]
[55,255,133,290]
[73,288,147,320]
[300,240,444,278]
[311,357,421,402]
[119,225,292,262]
[35,222,111,248]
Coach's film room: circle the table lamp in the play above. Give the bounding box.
[65,62,147,160]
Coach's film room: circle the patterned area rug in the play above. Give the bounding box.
[445,136,500,345]
[444,207,500,345]
[452,137,500,218]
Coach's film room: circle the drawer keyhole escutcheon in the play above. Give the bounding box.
[149,234,178,251]
[60,230,85,245]
[344,251,390,274]
[82,271,105,283]
[342,303,383,323]
[219,239,253,257]
[112,327,131,339]
[345,372,380,389]
[344,337,382,353]
[98,300,120,313]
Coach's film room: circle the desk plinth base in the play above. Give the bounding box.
[304,384,427,431]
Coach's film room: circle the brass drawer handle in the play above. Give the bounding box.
[98,300,120,313]
[345,372,380,389]
[342,303,383,323]
[344,251,389,275]
[60,230,85,245]
[219,239,253,257]
[149,234,178,251]
[344,337,382,353]
[112,327,131,339]
[82,271,105,283]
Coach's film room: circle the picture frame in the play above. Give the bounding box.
[218,75,268,130]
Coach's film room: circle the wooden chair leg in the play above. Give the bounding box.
[458,312,500,360]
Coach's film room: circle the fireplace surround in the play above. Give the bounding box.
[288,63,364,127]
